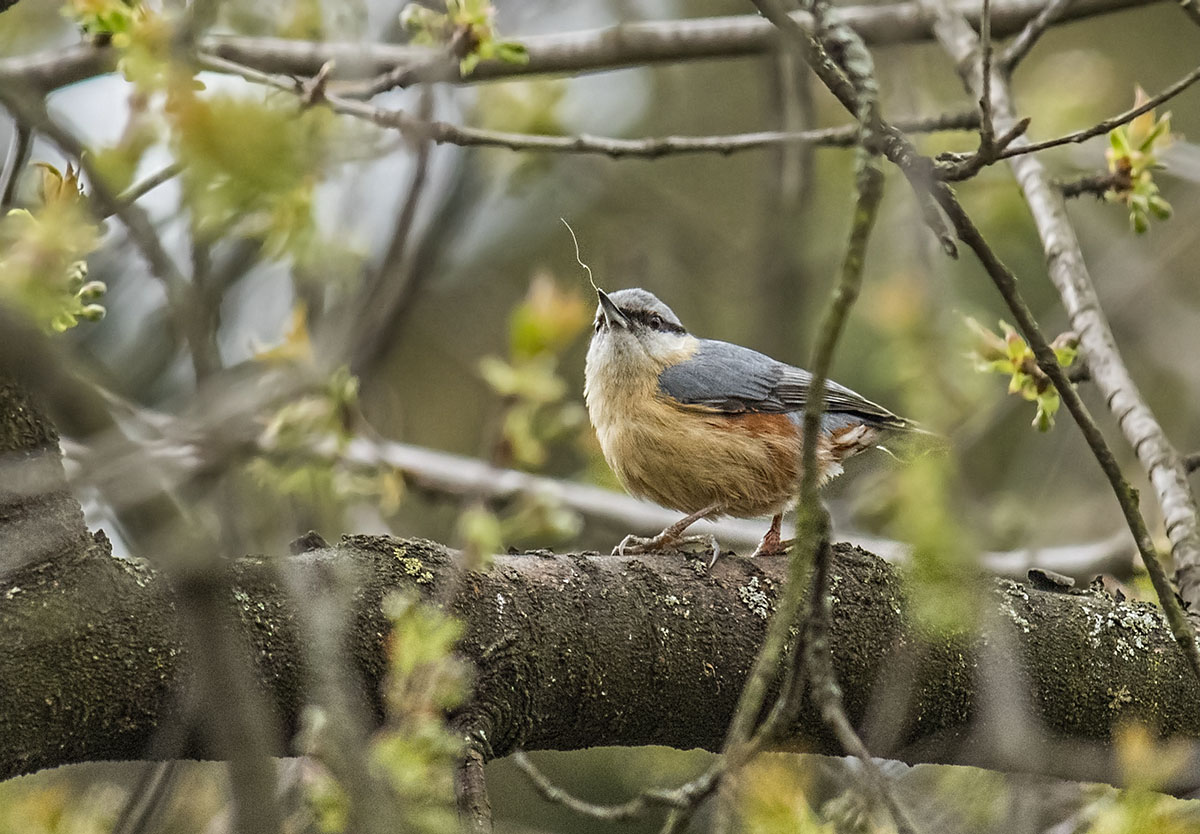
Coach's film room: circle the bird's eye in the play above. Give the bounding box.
[648,314,665,330]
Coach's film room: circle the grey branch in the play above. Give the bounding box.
[0,0,1164,95]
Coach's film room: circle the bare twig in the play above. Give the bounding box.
[0,120,31,211]
[994,64,1200,161]
[937,187,1200,678]
[456,742,493,834]
[713,6,918,831]
[204,53,981,160]
[1001,0,1076,69]
[111,762,180,834]
[979,0,995,150]
[1055,169,1132,199]
[511,751,703,822]
[343,87,434,375]
[111,161,184,213]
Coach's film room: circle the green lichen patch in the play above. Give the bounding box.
[395,553,434,585]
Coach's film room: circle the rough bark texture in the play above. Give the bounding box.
[2,533,1198,787]
[0,378,90,573]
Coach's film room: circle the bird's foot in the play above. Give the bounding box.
[750,529,792,559]
[615,532,721,566]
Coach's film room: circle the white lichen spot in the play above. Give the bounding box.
[495,593,507,615]
[5,586,20,599]
[1085,599,1168,660]
[1000,583,1032,633]
[739,576,771,620]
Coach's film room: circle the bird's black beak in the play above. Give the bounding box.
[596,289,630,330]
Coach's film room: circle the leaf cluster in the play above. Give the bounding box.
[399,0,529,76]
[0,163,106,332]
[1105,88,1174,234]
[967,317,1078,432]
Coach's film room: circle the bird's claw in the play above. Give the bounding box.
[613,532,722,564]
[749,536,793,559]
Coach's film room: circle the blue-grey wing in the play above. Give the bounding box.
[657,339,908,428]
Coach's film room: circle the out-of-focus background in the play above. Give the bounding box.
[2,0,1199,831]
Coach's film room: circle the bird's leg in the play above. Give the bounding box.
[750,514,790,558]
[615,502,723,563]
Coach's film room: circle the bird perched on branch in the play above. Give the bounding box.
[584,287,923,563]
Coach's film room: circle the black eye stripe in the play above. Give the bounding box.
[621,308,685,334]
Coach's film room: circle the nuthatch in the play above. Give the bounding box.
[584,287,920,562]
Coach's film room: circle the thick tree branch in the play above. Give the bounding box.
[0,0,1163,95]
[2,534,1199,793]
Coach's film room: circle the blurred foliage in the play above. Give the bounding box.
[734,758,837,833]
[479,271,589,470]
[66,0,144,43]
[966,317,1079,432]
[1105,88,1174,234]
[1072,724,1200,834]
[0,778,123,834]
[400,0,529,76]
[305,591,466,834]
[168,93,334,265]
[463,273,590,558]
[0,163,106,332]
[247,311,405,530]
[859,275,983,635]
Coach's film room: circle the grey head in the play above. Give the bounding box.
[589,288,694,370]
[593,288,685,335]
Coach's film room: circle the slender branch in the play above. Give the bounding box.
[510,751,705,822]
[1001,0,1076,69]
[455,743,493,834]
[743,0,958,253]
[920,0,1200,642]
[343,86,434,375]
[979,0,995,149]
[994,64,1200,161]
[0,120,31,212]
[715,6,918,832]
[942,190,1200,674]
[1056,169,1131,199]
[782,151,919,834]
[111,161,184,214]
[203,52,980,160]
